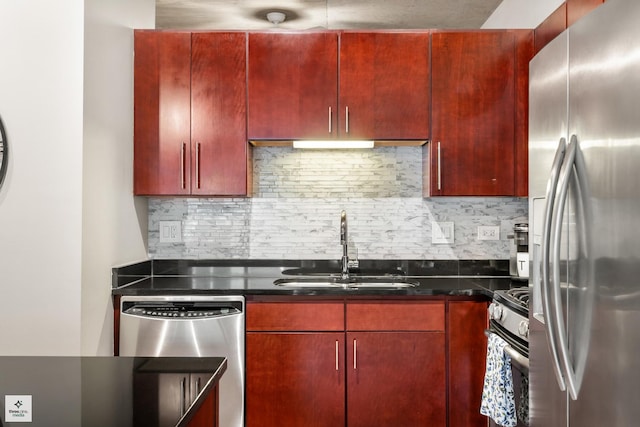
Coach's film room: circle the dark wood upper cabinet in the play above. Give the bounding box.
[428,31,522,196]
[134,31,191,196]
[247,32,339,141]
[247,31,430,141]
[338,31,430,140]
[134,31,249,196]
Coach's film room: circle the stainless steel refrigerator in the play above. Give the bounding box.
[529,0,640,425]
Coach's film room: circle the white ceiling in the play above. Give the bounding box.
[156,0,504,30]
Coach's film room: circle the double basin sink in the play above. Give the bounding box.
[274,267,418,289]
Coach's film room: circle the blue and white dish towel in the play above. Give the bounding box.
[480,334,517,427]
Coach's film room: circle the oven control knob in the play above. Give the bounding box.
[489,303,504,321]
[518,320,529,338]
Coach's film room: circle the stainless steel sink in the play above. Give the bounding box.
[273,278,418,289]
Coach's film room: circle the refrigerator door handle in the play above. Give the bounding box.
[551,135,589,400]
[541,137,568,392]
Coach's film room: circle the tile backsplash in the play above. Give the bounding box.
[148,147,528,260]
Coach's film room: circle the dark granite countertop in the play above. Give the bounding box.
[0,357,226,427]
[113,259,519,298]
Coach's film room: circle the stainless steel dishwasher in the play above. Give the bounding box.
[119,295,244,427]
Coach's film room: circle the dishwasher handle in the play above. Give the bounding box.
[121,301,243,319]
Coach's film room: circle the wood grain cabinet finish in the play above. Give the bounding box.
[447,299,489,427]
[338,32,430,140]
[246,300,345,427]
[246,299,447,427]
[247,31,430,141]
[134,31,249,196]
[429,31,519,196]
[247,32,338,141]
[346,301,446,427]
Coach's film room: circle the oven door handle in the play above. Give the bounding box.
[484,329,529,373]
[504,344,529,373]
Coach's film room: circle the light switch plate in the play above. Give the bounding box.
[159,221,182,243]
[432,221,454,244]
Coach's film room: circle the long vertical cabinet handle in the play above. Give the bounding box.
[180,142,186,190]
[195,376,201,396]
[345,106,350,134]
[353,339,357,370]
[195,142,201,189]
[180,376,187,416]
[550,135,591,400]
[329,107,333,134]
[541,137,568,392]
[335,340,339,371]
[437,142,442,191]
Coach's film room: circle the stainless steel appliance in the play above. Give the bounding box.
[487,288,530,427]
[529,0,640,425]
[119,295,245,427]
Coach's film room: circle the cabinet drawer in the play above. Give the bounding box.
[246,301,344,331]
[346,300,445,331]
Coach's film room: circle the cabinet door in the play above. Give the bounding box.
[245,332,345,427]
[339,32,430,140]
[134,31,191,195]
[448,300,488,427]
[191,32,248,196]
[431,31,516,196]
[247,32,338,140]
[346,332,446,427]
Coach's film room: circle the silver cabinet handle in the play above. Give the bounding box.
[195,376,201,396]
[180,142,186,190]
[195,142,201,189]
[353,338,357,370]
[335,340,339,371]
[345,106,350,134]
[541,137,567,392]
[437,142,442,191]
[329,106,333,134]
[180,376,187,417]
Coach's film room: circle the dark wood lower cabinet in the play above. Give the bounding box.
[245,298,486,427]
[245,332,346,427]
[448,299,489,427]
[346,332,446,427]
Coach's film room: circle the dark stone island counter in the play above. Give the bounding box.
[0,357,226,427]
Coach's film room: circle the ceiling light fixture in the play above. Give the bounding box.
[266,11,286,25]
[292,140,375,149]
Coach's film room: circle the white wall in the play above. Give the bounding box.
[0,0,152,356]
[82,0,154,355]
[482,0,565,29]
[0,0,85,355]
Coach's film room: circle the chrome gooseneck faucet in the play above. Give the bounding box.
[340,210,349,280]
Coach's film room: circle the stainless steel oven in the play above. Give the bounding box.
[486,287,530,427]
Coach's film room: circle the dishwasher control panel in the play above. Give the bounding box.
[122,302,242,319]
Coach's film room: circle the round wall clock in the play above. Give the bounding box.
[0,115,7,190]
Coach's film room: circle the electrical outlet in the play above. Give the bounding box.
[477,225,500,241]
[159,221,182,243]
[432,221,454,244]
